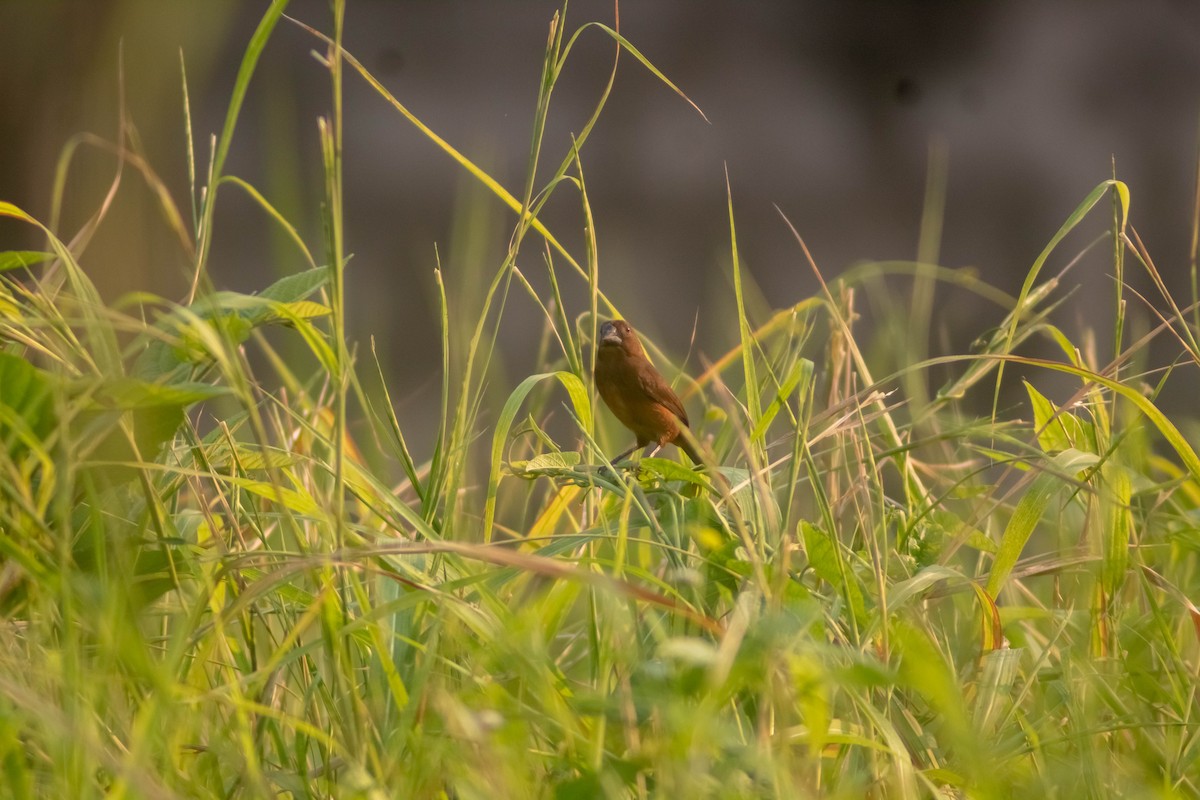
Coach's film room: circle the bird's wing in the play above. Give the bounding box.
[636,367,689,427]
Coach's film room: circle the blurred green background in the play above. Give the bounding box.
[3,0,1200,452]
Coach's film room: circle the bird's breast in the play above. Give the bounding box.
[595,351,682,441]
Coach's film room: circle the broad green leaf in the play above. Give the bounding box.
[1010,355,1200,485]
[210,447,297,471]
[234,477,325,519]
[801,520,867,626]
[929,509,997,554]
[1053,448,1100,474]
[0,353,55,462]
[258,300,330,324]
[76,378,229,477]
[88,378,229,409]
[638,456,707,486]
[1024,380,1095,454]
[0,353,53,430]
[510,451,582,474]
[0,251,53,272]
[985,475,1056,597]
[801,520,840,586]
[257,265,330,304]
[133,268,330,380]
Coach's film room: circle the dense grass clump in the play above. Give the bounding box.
[1,3,1197,798]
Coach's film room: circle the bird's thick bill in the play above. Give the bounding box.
[599,321,623,345]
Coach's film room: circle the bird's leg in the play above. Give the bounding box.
[611,444,641,464]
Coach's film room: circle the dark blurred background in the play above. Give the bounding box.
[3,1,1200,450]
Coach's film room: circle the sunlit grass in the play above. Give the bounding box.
[0,2,1198,798]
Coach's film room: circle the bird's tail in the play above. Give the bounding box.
[675,432,734,496]
[676,432,702,465]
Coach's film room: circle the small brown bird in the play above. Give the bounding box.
[594,319,701,463]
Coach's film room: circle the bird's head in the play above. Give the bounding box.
[598,319,644,356]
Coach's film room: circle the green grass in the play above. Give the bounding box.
[1,3,1198,798]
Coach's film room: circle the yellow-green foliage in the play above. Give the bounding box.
[0,3,1197,798]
